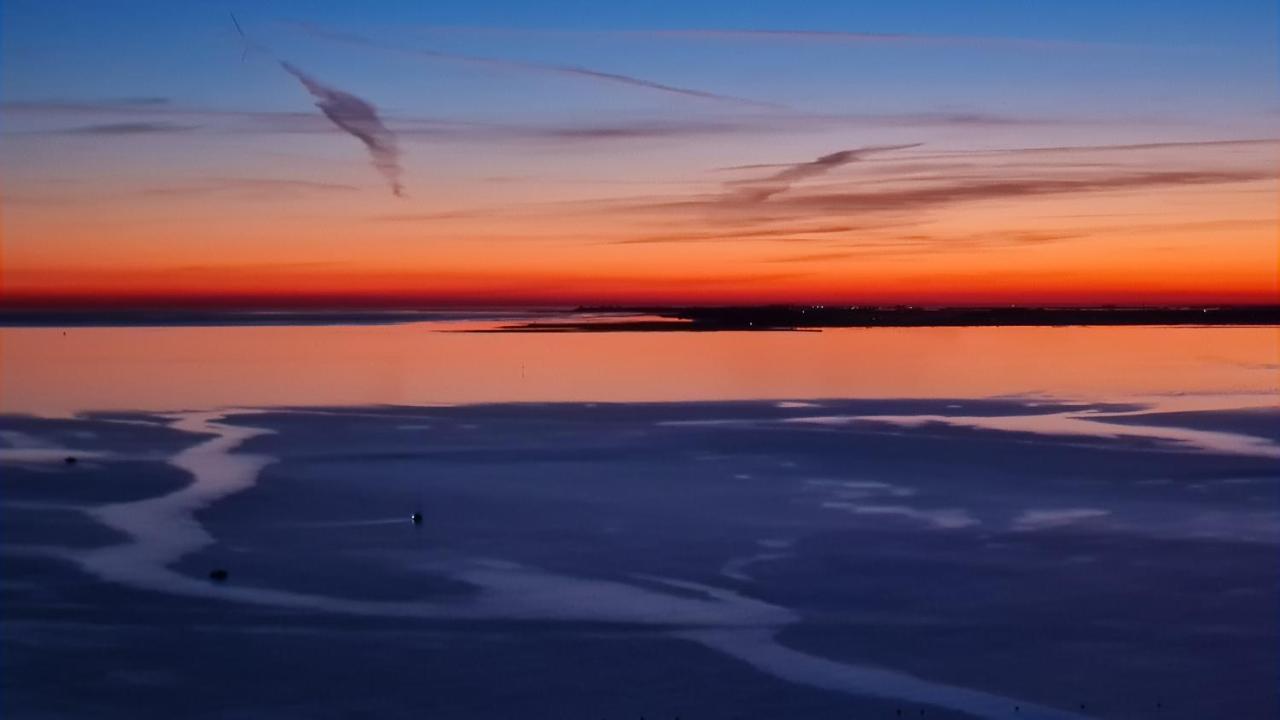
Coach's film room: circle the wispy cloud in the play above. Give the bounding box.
[528,120,752,140]
[52,121,198,135]
[641,168,1272,218]
[278,62,405,197]
[922,138,1280,158]
[1,100,1101,144]
[293,24,785,110]
[610,224,875,245]
[356,137,1272,260]
[761,230,1084,262]
[5,175,362,207]
[405,25,1117,52]
[225,15,405,197]
[141,177,359,197]
[635,28,1107,51]
[584,161,1273,255]
[761,251,864,264]
[727,144,922,202]
[166,260,345,273]
[763,170,1272,213]
[0,98,308,122]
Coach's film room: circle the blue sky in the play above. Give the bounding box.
[3,0,1275,128]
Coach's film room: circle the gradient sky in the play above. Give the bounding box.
[2,0,1277,307]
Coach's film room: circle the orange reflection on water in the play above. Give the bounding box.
[1,323,1276,416]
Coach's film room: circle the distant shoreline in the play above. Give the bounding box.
[517,305,1280,332]
[1,305,1278,329]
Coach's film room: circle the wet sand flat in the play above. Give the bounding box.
[3,398,1277,718]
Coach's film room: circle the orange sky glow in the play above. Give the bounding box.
[5,143,1275,307]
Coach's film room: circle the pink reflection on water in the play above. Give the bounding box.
[1,321,1276,416]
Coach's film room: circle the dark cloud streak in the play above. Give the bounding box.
[227,15,406,197]
[278,62,405,197]
[611,223,879,245]
[773,170,1272,213]
[0,101,1108,143]
[53,121,198,135]
[760,230,1085,263]
[625,168,1272,226]
[728,144,922,202]
[916,138,1279,159]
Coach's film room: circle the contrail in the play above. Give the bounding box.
[231,14,406,197]
[230,12,271,62]
[295,24,786,110]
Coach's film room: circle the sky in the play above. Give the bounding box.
[1,0,1277,307]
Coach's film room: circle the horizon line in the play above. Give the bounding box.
[3,297,1278,312]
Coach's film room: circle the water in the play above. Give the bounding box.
[2,321,1275,414]
[1,320,1277,719]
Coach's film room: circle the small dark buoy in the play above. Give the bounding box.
[411,512,423,525]
[209,569,229,582]
[64,456,77,465]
